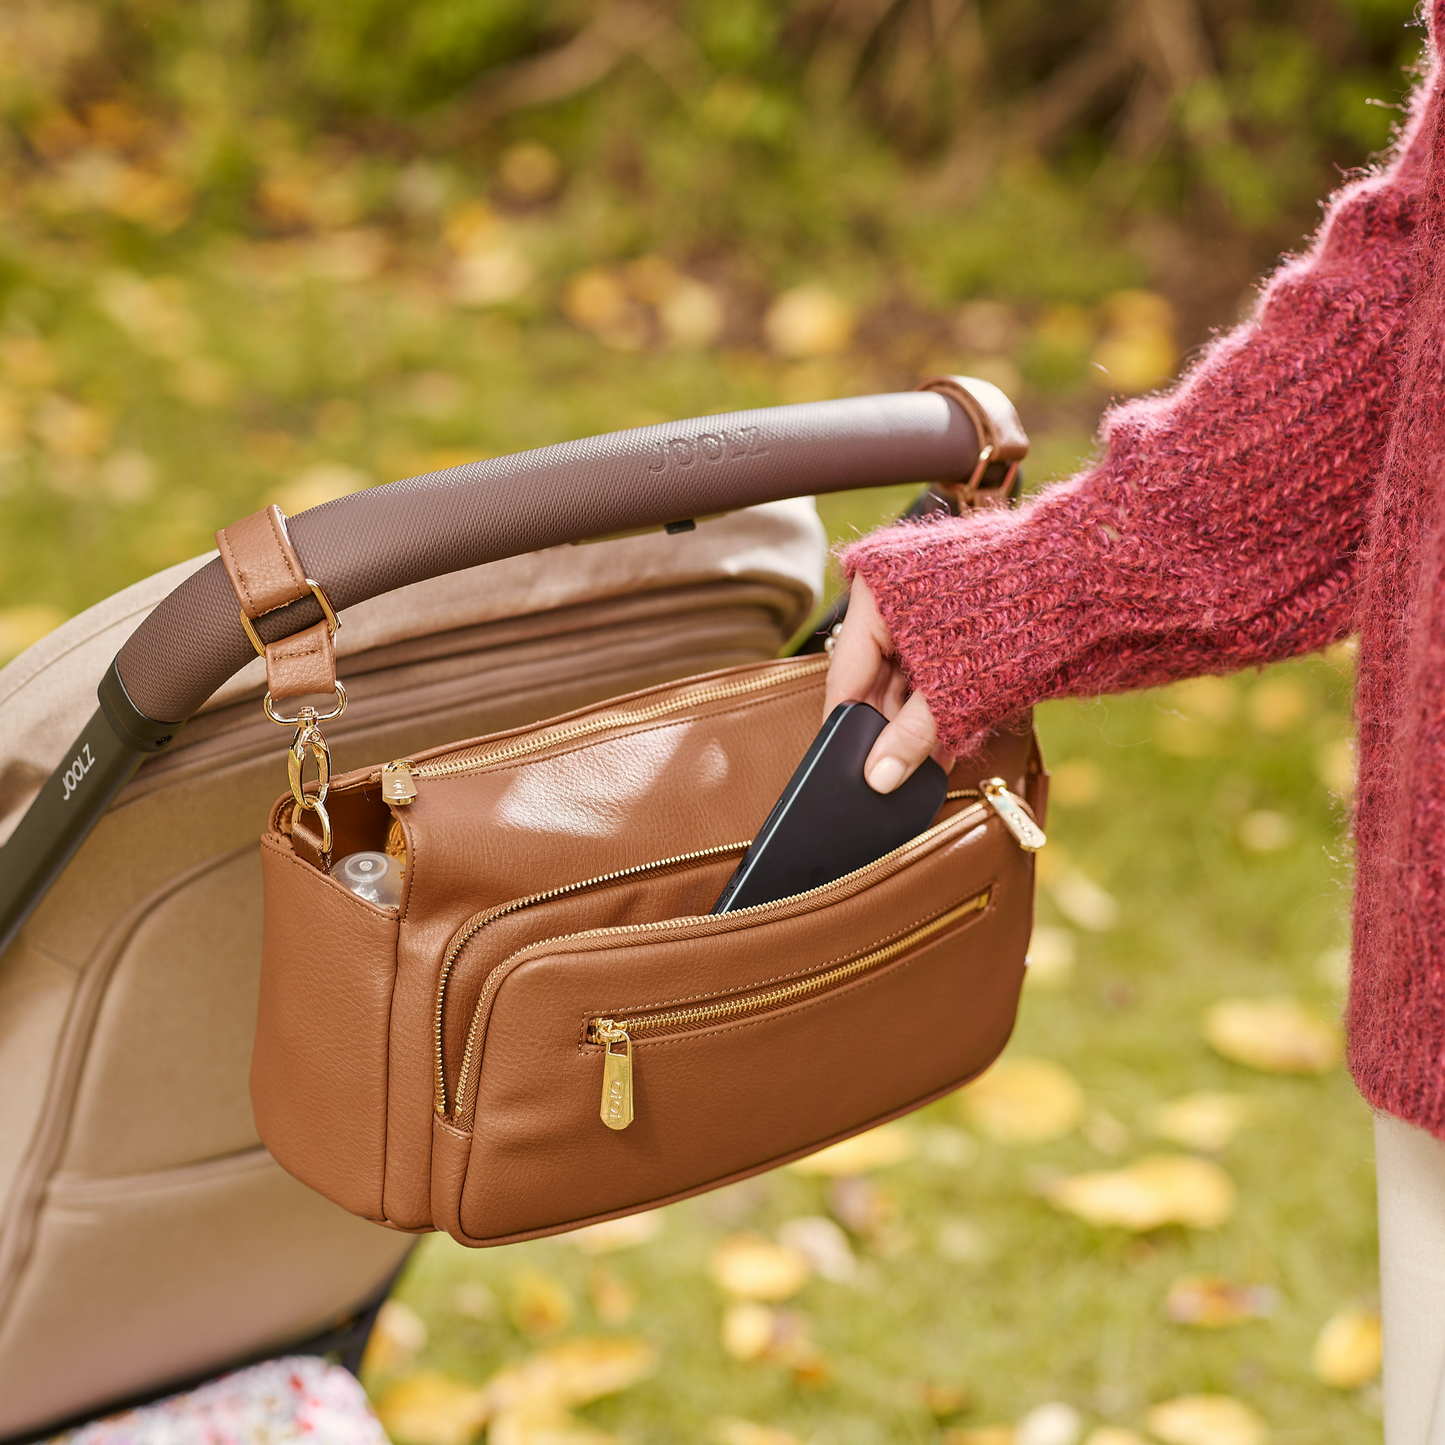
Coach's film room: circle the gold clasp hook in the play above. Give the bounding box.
[287,715,335,855]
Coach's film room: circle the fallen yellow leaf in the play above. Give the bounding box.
[826,1176,894,1237]
[480,1338,658,1417]
[1049,758,1104,807]
[497,142,562,202]
[0,604,67,664]
[710,1235,810,1300]
[711,1419,804,1445]
[1045,1155,1235,1231]
[1048,869,1120,931]
[721,1301,776,1361]
[372,1373,487,1445]
[488,1407,617,1445]
[1145,1394,1267,1445]
[1150,1093,1252,1153]
[1016,1401,1081,1445]
[277,461,370,514]
[1203,996,1341,1074]
[1026,926,1076,989]
[587,1266,636,1326]
[943,1428,1014,1445]
[1315,738,1356,798]
[1170,676,1237,723]
[789,1123,914,1175]
[1249,679,1310,732]
[960,1058,1085,1143]
[1312,1308,1382,1388]
[362,1297,428,1374]
[776,1216,856,1282]
[508,1271,575,1339]
[1165,1275,1277,1327]
[566,1211,662,1254]
[1083,1431,1147,1445]
[762,285,855,358]
[1237,810,1295,854]
[658,280,725,349]
[920,1382,971,1416]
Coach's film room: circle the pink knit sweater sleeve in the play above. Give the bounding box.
[843,152,1424,753]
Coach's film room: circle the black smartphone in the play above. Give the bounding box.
[711,701,948,913]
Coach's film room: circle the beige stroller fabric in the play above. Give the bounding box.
[0,500,823,1437]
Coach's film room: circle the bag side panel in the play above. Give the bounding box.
[253,833,400,1224]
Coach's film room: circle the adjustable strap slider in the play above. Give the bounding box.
[216,503,341,704]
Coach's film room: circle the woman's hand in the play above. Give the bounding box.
[823,577,952,793]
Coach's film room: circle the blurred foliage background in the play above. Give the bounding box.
[0,2,1425,1442]
[0,0,1425,651]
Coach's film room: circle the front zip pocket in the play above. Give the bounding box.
[439,788,1038,1133]
[435,842,749,1118]
[584,885,992,1129]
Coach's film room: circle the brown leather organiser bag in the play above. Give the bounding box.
[199,374,1043,1246]
[250,654,1046,1246]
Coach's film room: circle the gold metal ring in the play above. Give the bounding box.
[240,578,340,658]
[263,681,347,727]
[292,795,333,854]
[288,725,331,811]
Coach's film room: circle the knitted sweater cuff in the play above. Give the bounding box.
[840,489,1118,752]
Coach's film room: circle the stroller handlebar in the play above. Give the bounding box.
[115,389,979,724]
[0,386,988,959]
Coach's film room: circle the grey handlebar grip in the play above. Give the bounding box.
[115,390,978,722]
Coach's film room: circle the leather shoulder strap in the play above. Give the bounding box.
[216,505,338,702]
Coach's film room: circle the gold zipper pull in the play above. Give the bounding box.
[595,1020,634,1130]
[980,778,1046,852]
[381,759,418,806]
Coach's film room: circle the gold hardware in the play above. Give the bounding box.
[239,578,340,658]
[596,1021,634,1130]
[411,656,828,783]
[263,682,347,728]
[297,794,333,855]
[436,840,752,1118]
[381,759,418,806]
[287,719,335,854]
[584,887,991,1128]
[980,778,1046,851]
[289,723,331,802]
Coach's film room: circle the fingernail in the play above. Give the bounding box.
[867,756,906,794]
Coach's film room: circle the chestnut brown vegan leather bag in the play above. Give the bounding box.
[225,377,1045,1246]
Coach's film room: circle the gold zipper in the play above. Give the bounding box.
[445,796,1019,1129]
[586,886,992,1129]
[412,655,828,784]
[435,840,750,1117]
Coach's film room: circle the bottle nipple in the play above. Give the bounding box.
[330,850,403,908]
